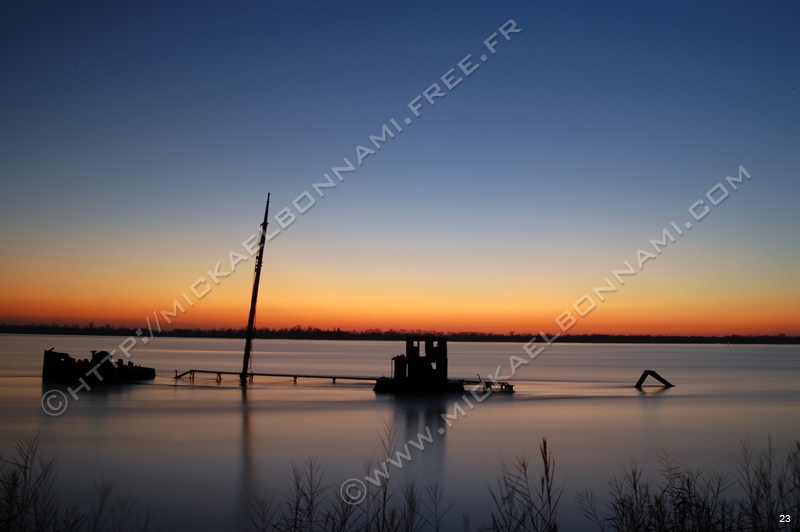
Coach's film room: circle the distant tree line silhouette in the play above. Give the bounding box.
[0,323,797,344]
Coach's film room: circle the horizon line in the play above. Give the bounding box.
[1,323,797,344]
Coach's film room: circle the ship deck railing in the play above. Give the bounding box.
[174,369,380,384]
[174,369,514,391]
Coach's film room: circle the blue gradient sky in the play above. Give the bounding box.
[1,1,798,334]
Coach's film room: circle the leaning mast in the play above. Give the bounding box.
[240,193,270,386]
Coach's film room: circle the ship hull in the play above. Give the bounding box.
[42,349,155,384]
[373,377,465,394]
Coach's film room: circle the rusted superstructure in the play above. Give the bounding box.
[374,336,467,394]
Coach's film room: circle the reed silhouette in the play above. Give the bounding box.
[578,438,800,532]
[0,434,158,532]
[3,433,798,531]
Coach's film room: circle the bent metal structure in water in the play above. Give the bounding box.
[174,194,514,395]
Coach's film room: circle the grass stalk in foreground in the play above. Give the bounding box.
[577,438,800,532]
[0,433,156,532]
[3,432,797,531]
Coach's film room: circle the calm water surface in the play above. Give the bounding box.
[1,335,798,531]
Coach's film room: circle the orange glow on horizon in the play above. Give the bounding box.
[2,294,797,337]
[2,238,797,337]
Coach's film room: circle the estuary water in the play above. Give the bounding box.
[1,334,798,531]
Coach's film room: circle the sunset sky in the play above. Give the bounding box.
[1,1,798,335]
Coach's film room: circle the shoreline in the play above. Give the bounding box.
[1,325,798,344]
